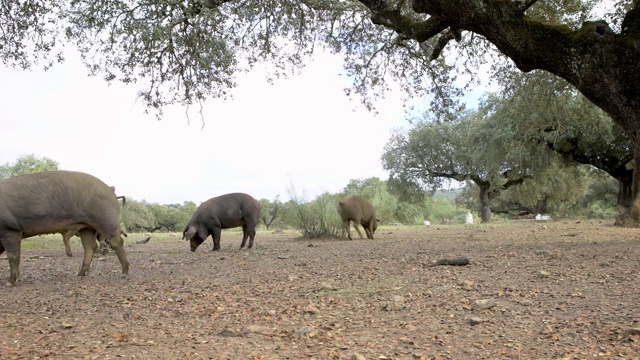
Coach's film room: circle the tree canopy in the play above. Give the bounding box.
[487,71,635,213]
[2,0,639,218]
[382,106,546,222]
[0,154,60,179]
[259,196,284,230]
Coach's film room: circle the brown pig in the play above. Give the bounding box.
[338,195,379,240]
[0,171,130,285]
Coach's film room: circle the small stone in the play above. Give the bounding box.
[351,353,367,360]
[538,270,550,278]
[540,325,554,335]
[468,317,484,326]
[320,282,337,291]
[473,299,497,310]
[303,304,320,315]
[246,325,268,334]
[519,299,533,306]
[461,280,475,290]
[294,325,317,338]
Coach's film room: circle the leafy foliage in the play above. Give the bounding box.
[2,1,639,147]
[288,190,343,239]
[121,199,156,233]
[148,201,196,232]
[5,0,639,220]
[484,70,635,212]
[0,154,60,179]
[382,108,540,222]
[259,196,283,230]
[1,0,477,119]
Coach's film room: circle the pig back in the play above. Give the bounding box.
[0,171,121,237]
[339,195,376,221]
[193,193,260,229]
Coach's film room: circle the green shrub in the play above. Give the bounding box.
[585,200,617,219]
[289,191,343,238]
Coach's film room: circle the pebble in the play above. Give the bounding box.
[473,299,497,310]
[538,270,550,278]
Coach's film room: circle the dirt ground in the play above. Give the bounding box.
[1,221,639,360]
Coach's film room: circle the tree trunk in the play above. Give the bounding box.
[634,144,640,203]
[615,143,640,226]
[630,144,640,225]
[479,185,491,223]
[616,172,635,214]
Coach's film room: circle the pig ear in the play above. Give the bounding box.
[184,227,197,241]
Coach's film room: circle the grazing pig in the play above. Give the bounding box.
[338,195,379,240]
[0,171,130,285]
[183,193,261,252]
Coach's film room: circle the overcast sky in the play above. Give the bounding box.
[0,52,417,205]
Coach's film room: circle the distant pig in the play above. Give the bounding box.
[0,171,130,285]
[338,195,379,240]
[182,192,261,252]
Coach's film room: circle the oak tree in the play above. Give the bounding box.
[3,0,639,219]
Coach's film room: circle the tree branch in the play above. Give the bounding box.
[405,0,640,144]
[358,0,449,43]
[514,0,539,13]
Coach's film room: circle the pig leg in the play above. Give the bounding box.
[343,220,353,240]
[247,226,256,249]
[240,224,256,249]
[352,220,365,239]
[77,229,98,277]
[105,232,130,278]
[240,225,248,248]
[62,231,73,257]
[211,228,222,251]
[0,231,21,286]
[364,223,374,240]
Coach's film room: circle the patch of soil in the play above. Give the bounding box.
[1,221,639,359]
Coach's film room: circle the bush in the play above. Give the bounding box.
[585,200,617,219]
[289,191,343,238]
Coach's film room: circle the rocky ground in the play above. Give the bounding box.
[1,220,639,359]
